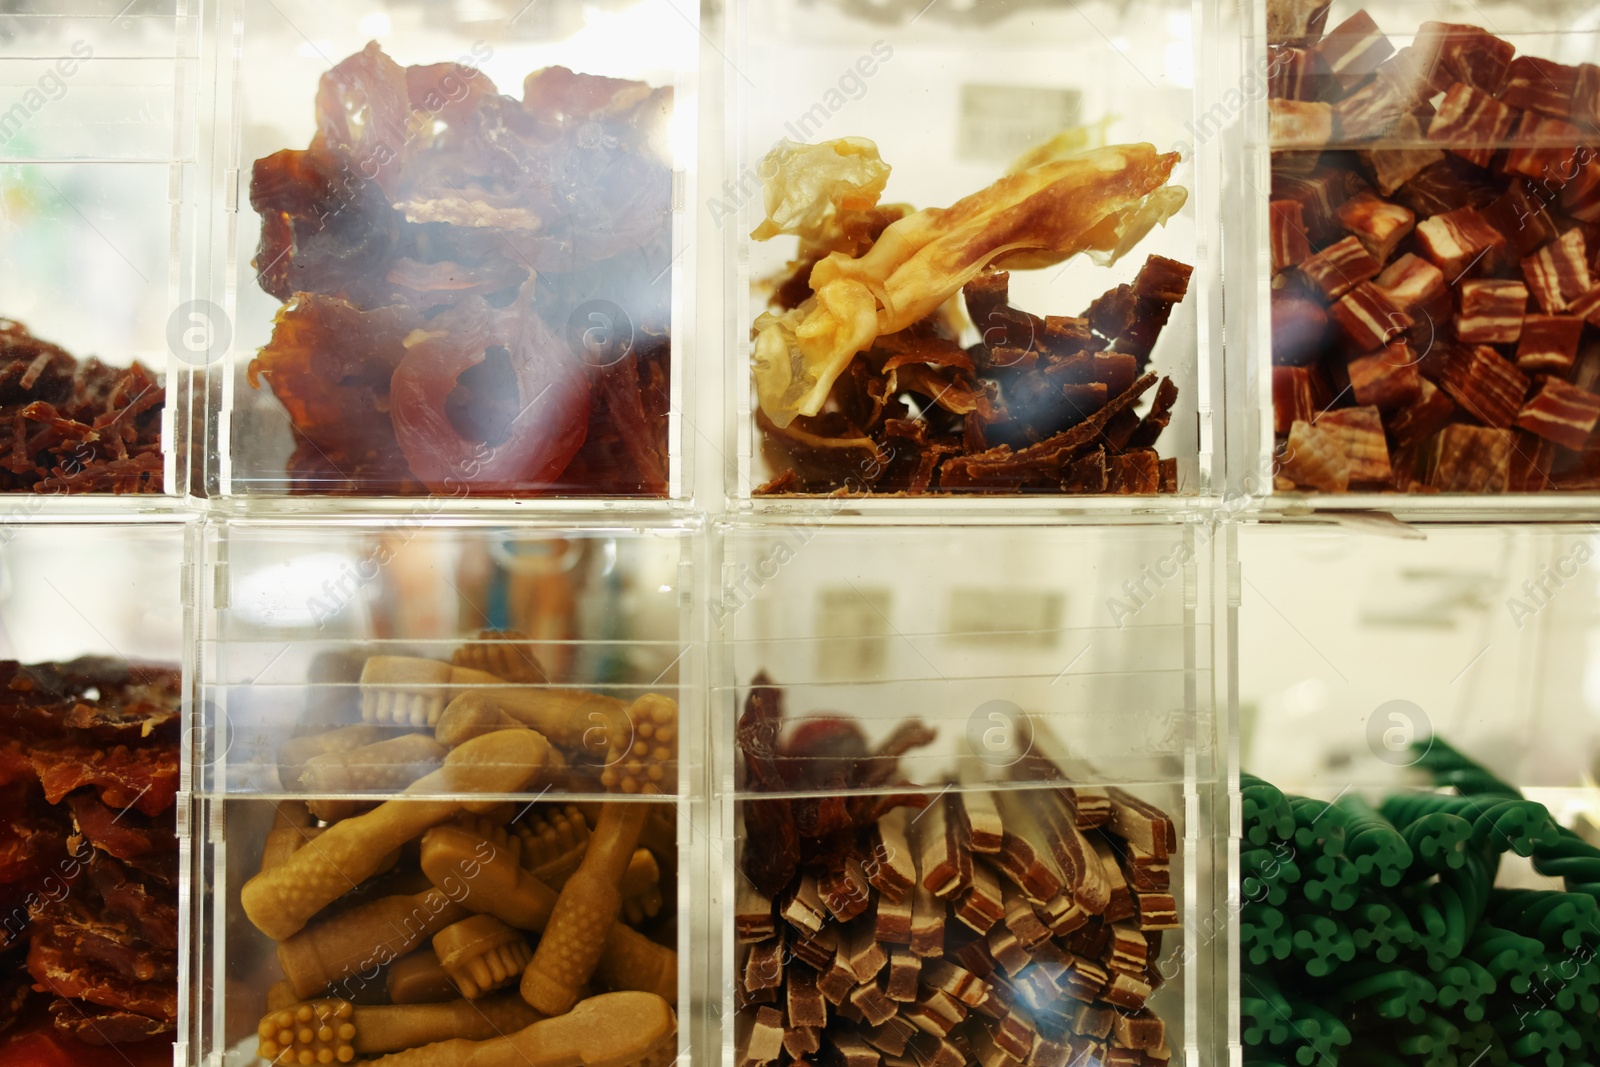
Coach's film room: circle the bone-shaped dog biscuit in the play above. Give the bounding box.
[257,993,544,1062]
[242,729,553,940]
[358,991,675,1067]
[522,802,649,1015]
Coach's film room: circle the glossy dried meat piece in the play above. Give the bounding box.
[1388,378,1456,448]
[1270,100,1333,148]
[1316,406,1391,483]
[1112,256,1193,362]
[1415,206,1506,280]
[1560,162,1600,223]
[1516,315,1584,373]
[1394,159,1497,218]
[1268,46,1315,99]
[1271,290,1331,368]
[1126,378,1180,450]
[1374,254,1447,314]
[1273,168,1363,244]
[1332,79,1408,141]
[1502,56,1580,118]
[1479,180,1561,258]
[1438,344,1530,428]
[1348,344,1422,411]
[1315,10,1393,90]
[1106,451,1160,494]
[1502,113,1585,182]
[1455,279,1527,345]
[1414,22,1514,95]
[1421,423,1511,490]
[1298,236,1381,301]
[1427,82,1518,169]
[1270,201,1311,272]
[1515,377,1600,450]
[1375,46,1452,103]
[1329,282,1411,354]
[30,743,175,819]
[1335,193,1414,264]
[1358,114,1444,196]
[1273,364,1333,433]
[1279,419,1350,491]
[1523,230,1591,314]
[1565,283,1600,326]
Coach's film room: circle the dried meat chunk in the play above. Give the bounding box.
[1316,406,1391,483]
[1455,279,1528,345]
[1271,291,1331,368]
[1274,168,1363,244]
[1414,206,1507,281]
[1515,378,1600,450]
[1268,0,1332,46]
[1348,344,1422,411]
[1273,364,1333,434]
[1268,46,1316,100]
[1270,200,1312,272]
[1502,113,1585,182]
[1333,78,1409,142]
[1374,254,1447,315]
[1330,282,1411,354]
[1269,100,1334,148]
[1421,424,1511,491]
[1358,114,1444,196]
[30,743,175,819]
[1314,10,1394,90]
[1413,22,1514,95]
[1427,82,1518,169]
[1298,236,1381,302]
[1480,180,1561,258]
[1389,378,1456,448]
[1280,419,1350,492]
[1501,56,1580,119]
[1522,230,1592,314]
[1111,256,1193,361]
[1336,192,1414,264]
[1438,344,1530,429]
[1516,316,1584,374]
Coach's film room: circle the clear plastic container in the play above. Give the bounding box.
[1233,520,1600,1064]
[1231,0,1600,512]
[725,0,1219,507]
[712,521,1222,1066]
[193,521,705,1065]
[200,0,698,503]
[0,520,188,1064]
[0,5,201,499]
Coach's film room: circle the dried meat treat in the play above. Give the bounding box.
[1315,10,1394,90]
[1298,236,1382,302]
[1421,424,1512,491]
[1514,377,1600,450]
[750,133,1191,495]
[248,48,674,497]
[1455,280,1527,345]
[0,322,163,495]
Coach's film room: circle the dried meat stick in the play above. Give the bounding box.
[241,729,554,940]
[522,801,650,1014]
[418,823,678,1002]
[358,991,677,1067]
[256,993,543,1062]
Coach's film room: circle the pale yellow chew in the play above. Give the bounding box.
[259,825,323,872]
[264,980,299,1013]
[302,732,448,822]
[255,993,544,1063]
[278,890,469,1001]
[435,692,525,748]
[418,824,677,1003]
[452,630,548,684]
[514,805,590,884]
[433,914,531,999]
[387,950,460,1004]
[279,725,387,791]
[241,729,553,940]
[361,656,454,726]
[357,991,675,1067]
[522,803,649,1015]
[599,694,678,796]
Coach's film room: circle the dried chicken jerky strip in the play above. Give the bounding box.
[915,793,972,900]
[1136,893,1181,931]
[909,877,945,958]
[1090,837,1135,924]
[1001,883,1051,950]
[959,792,1004,855]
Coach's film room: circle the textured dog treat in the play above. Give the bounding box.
[279,723,388,790]
[361,657,456,727]
[277,890,471,1000]
[256,993,543,1063]
[522,802,650,1014]
[302,732,449,822]
[432,914,532,999]
[242,729,554,940]
[387,950,461,1004]
[451,630,549,685]
[359,991,676,1067]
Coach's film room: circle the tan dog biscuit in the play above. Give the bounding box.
[302,732,448,822]
[432,915,531,999]
[257,993,543,1062]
